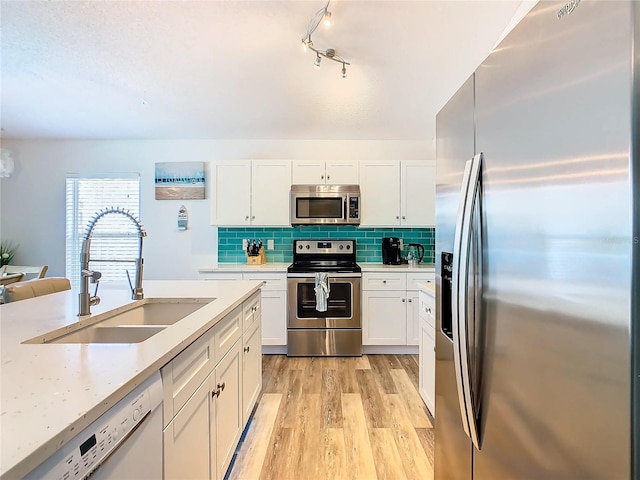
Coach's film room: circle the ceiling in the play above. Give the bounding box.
[0,1,526,142]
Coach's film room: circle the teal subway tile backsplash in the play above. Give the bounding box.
[218,226,435,264]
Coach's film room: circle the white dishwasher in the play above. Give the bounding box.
[25,371,163,480]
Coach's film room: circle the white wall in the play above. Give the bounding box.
[0,139,430,279]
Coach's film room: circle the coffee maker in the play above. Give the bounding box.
[382,237,403,265]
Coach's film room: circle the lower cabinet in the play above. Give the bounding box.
[163,380,212,480]
[162,291,262,480]
[418,290,436,416]
[362,271,434,347]
[242,319,262,423]
[212,340,243,480]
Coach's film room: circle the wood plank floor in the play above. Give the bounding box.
[228,354,434,480]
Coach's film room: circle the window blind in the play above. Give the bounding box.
[65,175,141,289]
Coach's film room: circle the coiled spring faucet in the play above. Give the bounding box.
[78,207,147,316]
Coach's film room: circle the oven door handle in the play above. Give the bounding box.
[287,272,362,279]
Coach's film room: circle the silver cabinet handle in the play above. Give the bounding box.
[327,175,330,180]
[408,298,412,303]
[396,216,400,220]
[402,298,405,302]
[217,382,226,391]
[245,215,249,221]
[382,280,387,284]
[402,216,406,220]
[251,216,255,220]
[321,175,324,180]
[212,388,221,398]
[244,346,250,353]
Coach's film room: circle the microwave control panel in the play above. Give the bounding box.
[348,196,360,220]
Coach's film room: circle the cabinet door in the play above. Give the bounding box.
[421,322,436,416]
[401,160,436,226]
[292,160,326,184]
[251,160,292,226]
[360,161,401,226]
[212,340,243,480]
[260,290,287,345]
[211,160,251,226]
[242,320,262,424]
[406,292,420,346]
[164,378,212,480]
[362,290,407,345]
[326,160,359,185]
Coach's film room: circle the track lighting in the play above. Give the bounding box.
[301,1,350,77]
[323,11,332,28]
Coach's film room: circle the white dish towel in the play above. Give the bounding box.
[314,272,330,312]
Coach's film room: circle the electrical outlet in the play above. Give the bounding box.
[267,239,274,250]
[242,238,248,250]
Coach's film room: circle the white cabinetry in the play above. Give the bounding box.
[211,160,292,226]
[419,289,436,416]
[401,160,436,227]
[362,271,434,347]
[360,161,400,226]
[360,160,435,227]
[200,271,287,347]
[162,292,262,480]
[292,160,359,185]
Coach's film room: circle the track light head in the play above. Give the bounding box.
[314,54,322,68]
[323,11,332,27]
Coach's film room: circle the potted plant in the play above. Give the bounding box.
[0,241,17,267]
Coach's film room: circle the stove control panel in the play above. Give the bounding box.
[293,240,355,255]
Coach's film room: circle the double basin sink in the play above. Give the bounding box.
[24,298,214,345]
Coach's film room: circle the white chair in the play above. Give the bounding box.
[0,265,48,281]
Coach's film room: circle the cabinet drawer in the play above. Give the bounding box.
[407,272,435,290]
[362,272,406,290]
[243,273,287,291]
[419,291,436,329]
[161,331,214,426]
[213,305,243,365]
[242,291,261,330]
[199,272,243,281]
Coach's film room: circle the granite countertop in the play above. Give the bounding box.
[359,262,436,272]
[199,262,436,273]
[0,279,262,479]
[199,263,290,273]
[418,281,436,296]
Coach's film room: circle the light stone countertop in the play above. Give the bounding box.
[0,279,262,480]
[359,262,436,273]
[198,262,436,274]
[418,281,436,296]
[198,263,290,273]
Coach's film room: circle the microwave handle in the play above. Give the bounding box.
[344,196,348,220]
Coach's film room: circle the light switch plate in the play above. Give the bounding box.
[267,239,274,250]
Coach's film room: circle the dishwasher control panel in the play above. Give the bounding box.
[24,372,163,480]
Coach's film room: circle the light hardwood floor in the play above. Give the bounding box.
[228,354,434,480]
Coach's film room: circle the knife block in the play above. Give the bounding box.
[247,247,266,265]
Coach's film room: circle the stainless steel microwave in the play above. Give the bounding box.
[290,184,360,225]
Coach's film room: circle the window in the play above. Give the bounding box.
[65,174,141,289]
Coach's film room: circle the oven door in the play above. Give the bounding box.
[287,274,361,329]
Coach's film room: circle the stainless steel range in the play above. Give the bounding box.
[287,239,362,356]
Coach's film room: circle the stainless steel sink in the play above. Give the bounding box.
[24,297,215,344]
[98,300,212,327]
[46,326,168,344]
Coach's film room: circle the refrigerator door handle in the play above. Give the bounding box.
[452,152,483,450]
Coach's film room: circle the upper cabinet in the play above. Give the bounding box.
[401,160,435,227]
[360,160,435,227]
[292,160,359,185]
[211,160,292,226]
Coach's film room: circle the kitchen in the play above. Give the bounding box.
[1,1,639,479]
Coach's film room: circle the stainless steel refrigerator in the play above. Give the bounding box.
[434,1,638,479]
